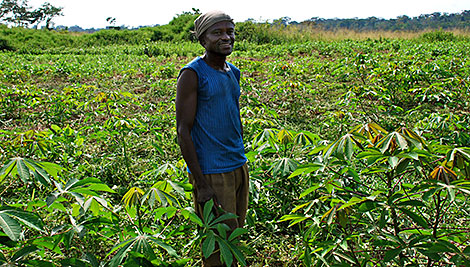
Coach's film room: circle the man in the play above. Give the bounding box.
[175,11,249,266]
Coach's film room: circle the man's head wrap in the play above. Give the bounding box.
[194,10,233,39]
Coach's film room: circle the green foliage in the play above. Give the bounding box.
[0,26,469,266]
[280,120,470,265]
[420,30,457,42]
[194,199,248,267]
[150,9,200,42]
[82,28,154,46]
[0,34,13,51]
[0,24,79,52]
[0,207,44,241]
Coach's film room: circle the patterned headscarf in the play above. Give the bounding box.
[194,10,233,39]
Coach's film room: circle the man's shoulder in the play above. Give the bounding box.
[227,62,240,81]
[178,57,203,79]
[184,57,203,68]
[227,61,239,71]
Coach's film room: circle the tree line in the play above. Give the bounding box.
[1,1,469,34]
[291,10,470,31]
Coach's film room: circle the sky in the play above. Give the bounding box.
[29,0,470,29]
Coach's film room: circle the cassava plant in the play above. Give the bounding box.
[282,122,470,266]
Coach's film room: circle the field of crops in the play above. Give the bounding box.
[1,32,470,266]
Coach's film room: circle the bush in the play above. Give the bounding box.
[420,30,456,42]
[0,36,14,51]
[82,29,153,46]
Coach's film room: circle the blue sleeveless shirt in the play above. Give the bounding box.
[179,57,247,174]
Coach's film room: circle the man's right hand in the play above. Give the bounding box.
[196,183,217,205]
[196,183,223,217]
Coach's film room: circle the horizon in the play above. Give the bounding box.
[27,0,470,29]
[39,9,470,31]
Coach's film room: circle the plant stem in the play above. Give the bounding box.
[137,202,143,233]
[432,193,443,239]
[121,130,132,180]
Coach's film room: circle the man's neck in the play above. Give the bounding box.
[202,53,227,71]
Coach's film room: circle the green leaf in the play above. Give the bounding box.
[294,131,319,146]
[181,207,203,227]
[0,213,21,241]
[396,200,426,207]
[202,231,215,259]
[270,157,297,177]
[85,183,116,193]
[357,149,386,165]
[108,238,135,267]
[211,213,238,226]
[133,235,156,261]
[84,198,101,216]
[228,241,247,266]
[23,158,51,185]
[401,151,419,160]
[299,185,320,199]
[279,214,308,227]
[358,200,378,212]
[16,157,30,182]
[422,188,438,201]
[23,260,55,266]
[388,193,404,205]
[378,208,387,228]
[345,134,353,159]
[463,245,470,255]
[376,133,394,153]
[338,196,366,211]
[0,159,16,182]
[216,237,233,267]
[86,252,100,267]
[395,132,409,150]
[32,170,50,186]
[384,247,402,262]
[436,239,460,253]
[68,177,103,190]
[11,245,39,262]
[288,164,323,179]
[277,128,293,145]
[324,133,362,160]
[149,237,177,257]
[216,223,229,239]
[203,199,215,224]
[388,156,399,169]
[168,180,185,195]
[2,209,44,232]
[428,243,454,253]
[38,162,63,179]
[59,258,89,267]
[395,158,411,174]
[399,208,429,228]
[155,188,169,207]
[252,128,277,149]
[228,228,248,241]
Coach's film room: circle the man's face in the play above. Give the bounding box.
[201,21,235,56]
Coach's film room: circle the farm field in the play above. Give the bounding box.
[1,31,470,266]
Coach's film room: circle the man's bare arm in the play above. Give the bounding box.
[176,69,216,204]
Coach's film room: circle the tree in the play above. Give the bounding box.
[106,16,116,26]
[0,0,30,26]
[0,0,16,19]
[0,0,62,29]
[31,2,63,29]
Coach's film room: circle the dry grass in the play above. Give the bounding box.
[266,25,470,41]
